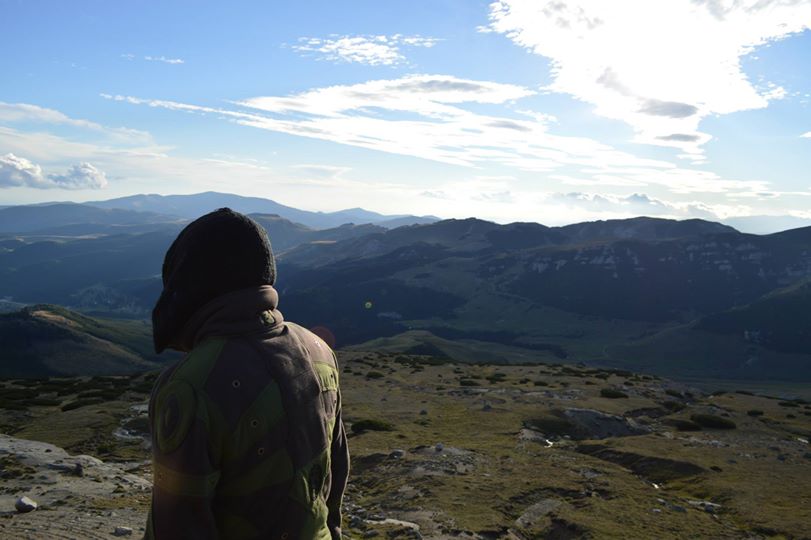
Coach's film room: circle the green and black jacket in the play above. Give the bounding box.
[145,285,349,540]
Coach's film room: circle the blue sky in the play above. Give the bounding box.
[1,0,810,230]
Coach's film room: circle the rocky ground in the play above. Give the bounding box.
[1,353,810,539]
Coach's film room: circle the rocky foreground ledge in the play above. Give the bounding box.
[0,434,151,539]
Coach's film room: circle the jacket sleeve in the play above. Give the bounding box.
[145,375,221,540]
[326,389,350,540]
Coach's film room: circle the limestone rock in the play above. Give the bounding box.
[15,496,38,513]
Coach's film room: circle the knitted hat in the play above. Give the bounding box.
[152,207,276,352]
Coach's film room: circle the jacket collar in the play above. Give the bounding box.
[174,285,284,352]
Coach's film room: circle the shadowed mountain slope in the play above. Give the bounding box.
[0,305,169,377]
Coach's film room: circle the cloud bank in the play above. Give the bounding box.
[0,153,107,190]
[486,0,811,159]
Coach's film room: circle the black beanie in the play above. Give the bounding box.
[152,208,276,353]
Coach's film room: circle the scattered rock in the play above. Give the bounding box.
[515,499,562,527]
[419,409,428,415]
[113,526,134,536]
[518,428,554,447]
[15,496,38,513]
[435,443,444,452]
[389,449,406,459]
[688,500,722,514]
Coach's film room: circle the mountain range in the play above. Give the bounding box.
[1,192,810,380]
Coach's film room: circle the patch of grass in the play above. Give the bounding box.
[366,371,385,379]
[459,379,480,387]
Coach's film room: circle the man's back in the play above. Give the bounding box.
[146,286,348,540]
[145,208,348,540]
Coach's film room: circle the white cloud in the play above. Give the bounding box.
[802,131,811,138]
[0,153,107,190]
[291,34,439,66]
[47,162,108,189]
[486,0,811,156]
[144,55,184,64]
[105,74,773,196]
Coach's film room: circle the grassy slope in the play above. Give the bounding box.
[0,305,169,377]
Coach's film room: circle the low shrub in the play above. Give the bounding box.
[365,371,385,379]
[459,379,480,387]
[667,419,702,431]
[600,388,629,399]
[779,401,799,408]
[690,414,736,430]
[747,409,764,417]
[662,401,686,412]
[351,419,394,434]
[28,397,62,407]
[60,397,104,412]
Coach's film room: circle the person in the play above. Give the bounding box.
[145,208,349,540]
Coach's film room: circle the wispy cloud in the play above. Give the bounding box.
[291,34,439,66]
[104,74,771,197]
[121,53,184,64]
[0,153,107,190]
[802,131,811,138]
[0,101,152,143]
[486,0,811,159]
[145,55,184,64]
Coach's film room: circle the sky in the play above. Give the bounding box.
[1,0,810,229]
